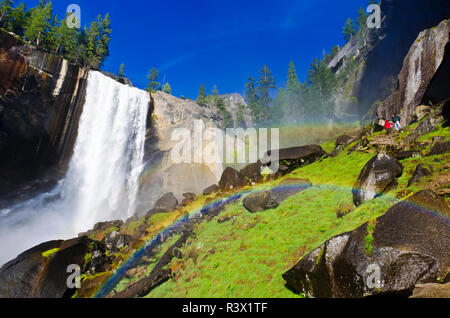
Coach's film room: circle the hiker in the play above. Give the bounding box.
[384,118,393,134]
[392,114,402,131]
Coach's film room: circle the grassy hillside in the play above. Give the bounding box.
[85,117,449,298]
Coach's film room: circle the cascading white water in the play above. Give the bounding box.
[0,71,149,265]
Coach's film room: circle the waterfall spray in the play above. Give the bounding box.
[0,71,149,265]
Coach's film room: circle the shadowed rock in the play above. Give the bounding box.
[243,178,312,213]
[243,191,279,213]
[283,190,450,298]
[262,145,326,177]
[219,167,249,191]
[428,141,450,156]
[0,236,95,298]
[352,154,403,206]
[240,161,263,184]
[394,150,422,160]
[408,164,432,186]
[335,135,354,147]
[203,184,219,196]
[154,192,178,211]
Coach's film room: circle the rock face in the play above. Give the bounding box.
[135,91,226,215]
[377,19,450,125]
[262,145,326,177]
[357,0,450,118]
[0,237,92,298]
[353,154,403,206]
[410,283,450,298]
[0,30,88,201]
[220,93,253,128]
[283,190,450,298]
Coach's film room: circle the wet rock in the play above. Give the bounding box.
[218,167,249,191]
[203,184,219,196]
[408,164,432,186]
[283,190,450,298]
[243,191,280,213]
[154,192,178,211]
[428,141,450,156]
[410,283,450,298]
[240,161,263,184]
[353,154,403,206]
[262,145,326,177]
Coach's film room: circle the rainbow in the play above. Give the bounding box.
[94,182,449,298]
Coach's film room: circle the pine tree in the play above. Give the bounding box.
[6,2,28,36]
[306,58,337,118]
[25,1,52,47]
[97,13,111,68]
[0,0,14,26]
[343,18,357,42]
[85,18,100,67]
[163,82,172,94]
[256,65,276,123]
[118,63,125,77]
[244,76,259,122]
[211,84,219,96]
[146,68,160,93]
[197,83,206,105]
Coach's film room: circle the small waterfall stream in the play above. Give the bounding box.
[0,71,149,265]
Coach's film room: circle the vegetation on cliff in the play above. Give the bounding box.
[0,0,111,69]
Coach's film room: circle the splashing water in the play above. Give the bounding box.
[0,71,149,265]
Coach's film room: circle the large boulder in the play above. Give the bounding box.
[283,190,450,298]
[352,154,403,206]
[262,145,326,177]
[272,178,312,202]
[154,192,178,211]
[240,161,263,184]
[335,135,354,147]
[243,191,280,213]
[242,178,312,213]
[218,167,249,191]
[0,236,94,298]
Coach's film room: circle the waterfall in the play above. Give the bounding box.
[0,71,149,265]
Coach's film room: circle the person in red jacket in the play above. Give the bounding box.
[384,119,393,134]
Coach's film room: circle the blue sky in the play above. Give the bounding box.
[23,0,367,98]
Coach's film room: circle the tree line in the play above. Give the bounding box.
[240,2,376,126]
[0,0,111,69]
